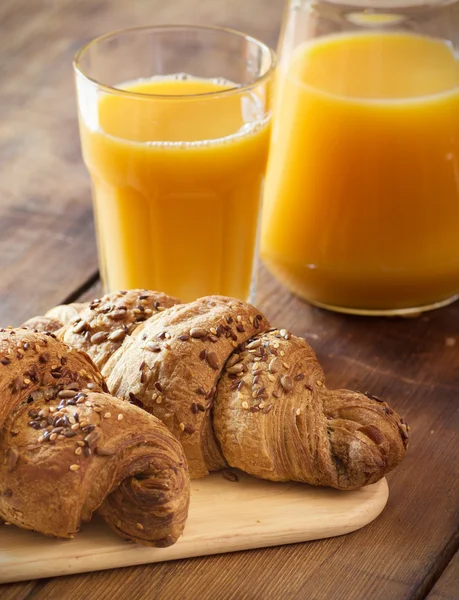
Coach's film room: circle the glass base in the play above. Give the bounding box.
[305,293,459,317]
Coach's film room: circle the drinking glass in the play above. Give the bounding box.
[74,25,275,302]
[261,0,459,315]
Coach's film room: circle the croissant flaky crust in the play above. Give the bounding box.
[0,328,189,545]
[104,296,269,479]
[214,329,409,490]
[57,290,181,371]
[22,302,87,334]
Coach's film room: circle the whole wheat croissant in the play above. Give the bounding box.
[0,327,189,545]
[37,292,409,489]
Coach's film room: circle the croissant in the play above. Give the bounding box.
[0,327,189,545]
[104,296,266,478]
[26,292,409,489]
[22,302,87,334]
[57,290,180,370]
[214,329,409,489]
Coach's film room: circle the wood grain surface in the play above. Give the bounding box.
[428,553,459,600]
[0,0,458,599]
[0,474,388,583]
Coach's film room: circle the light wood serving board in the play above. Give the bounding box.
[0,472,388,583]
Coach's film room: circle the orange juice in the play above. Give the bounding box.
[262,33,459,312]
[79,76,270,301]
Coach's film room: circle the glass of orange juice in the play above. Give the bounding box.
[74,26,275,302]
[261,0,459,315]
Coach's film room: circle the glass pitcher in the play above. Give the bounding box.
[261,0,459,315]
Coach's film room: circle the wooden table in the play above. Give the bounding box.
[1,1,458,598]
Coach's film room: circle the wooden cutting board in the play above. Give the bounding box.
[0,472,388,583]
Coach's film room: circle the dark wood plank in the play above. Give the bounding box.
[427,552,459,600]
[0,582,39,600]
[0,0,97,326]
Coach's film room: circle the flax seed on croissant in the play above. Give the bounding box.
[21,302,87,333]
[98,294,408,488]
[214,330,409,490]
[0,328,189,545]
[103,296,268,479]
[58,289,180,370]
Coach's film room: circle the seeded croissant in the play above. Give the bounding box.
[104,296,266,478]
[214,330,409,489]
[99,295,408,488]
[0,328,189,545]
[57,290,180,370]
[21,302,87,334]
[25,292,409,489]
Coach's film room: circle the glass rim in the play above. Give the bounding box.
[73,24,276,100]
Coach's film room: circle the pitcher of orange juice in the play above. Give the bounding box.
[262,0,459,315]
